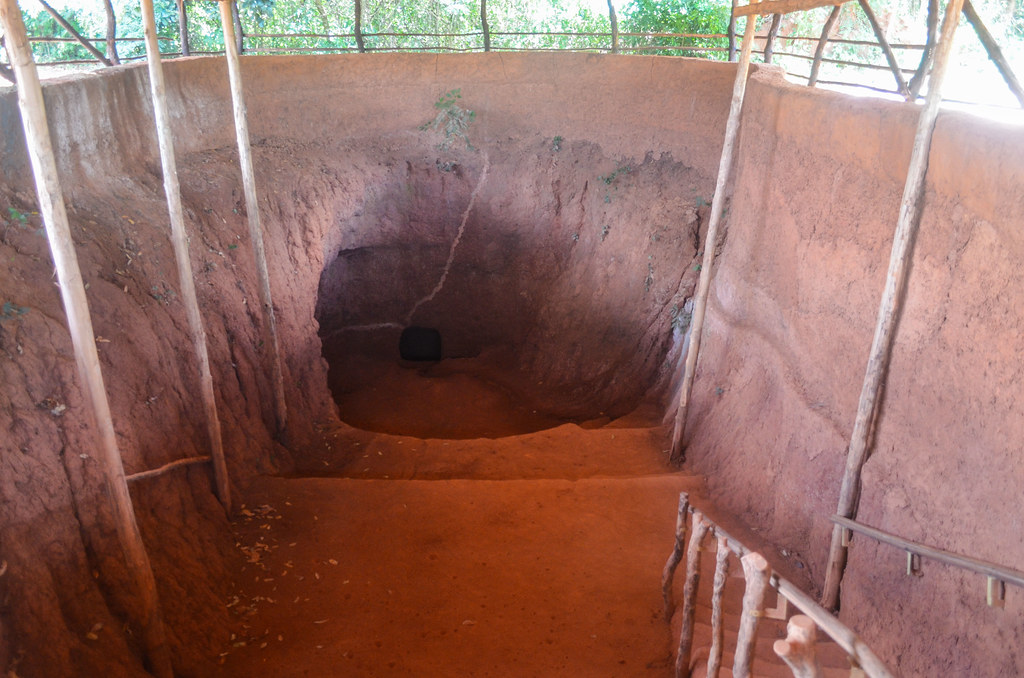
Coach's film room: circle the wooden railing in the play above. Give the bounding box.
[662,492,895,678]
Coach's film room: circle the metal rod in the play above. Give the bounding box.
[833,515,1024,589]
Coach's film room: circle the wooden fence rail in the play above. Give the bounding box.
[663,492,896,678]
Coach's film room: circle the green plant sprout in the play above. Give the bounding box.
[551,136,563,152]
[420,88,476,151]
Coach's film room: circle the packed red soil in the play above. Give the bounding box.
[1,53,1022,677]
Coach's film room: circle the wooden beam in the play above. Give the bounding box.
[808,4,842,86]
[661,492,690,621]
[962,0,1024,107]
[856,0,911,99]
[733,552,770,678]
[102,0,119,64]
[481,0,490,52]
[908,0,938,98]
[675,511,710,678]
[773,615,823,678]
[670,2,758,461]
[607,0,618,54]
[734,0,851,18]
[354,0,365,52]
[219,0,289,438]
[37,0,112,66]
[127,455,211,483]
[821,0,966,611]
[763,13,782,63]
[176,0,191,56]
[0,2,172,676]
[140,0,231,512]
[728,0,738,60]
[706,535,731,678]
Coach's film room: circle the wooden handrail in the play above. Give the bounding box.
[663,494,896,678]
[832,515,1024,589]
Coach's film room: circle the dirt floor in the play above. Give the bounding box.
[216,365,699,677]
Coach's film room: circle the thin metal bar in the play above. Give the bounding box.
[833,515,1024,589]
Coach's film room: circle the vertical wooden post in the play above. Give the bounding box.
[0,36,16,83]
[763,13,782,63]
[962,0,1024,107]
[706,535,731,678]
[821,0,965,611]
[675,511,710,678]
[102,0,120,64]
[670,2,759,462]
[661,492,691,621]
[140,0,230,511]
[354,0,366,52]
[481,0,490,52]
[808,4,841,86]
[733,552,770,678]
[856,0,911,99]
[219,0,288,438]
[177,0,191,57]
[607,0,619,54]
[230,0,243,54]
[0,3,173,676]
[728,0,738,61]
[773,615,823,678]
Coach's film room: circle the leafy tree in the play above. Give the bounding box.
[621,0,731,58]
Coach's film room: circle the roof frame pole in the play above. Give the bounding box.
[354,0,365,52]
[728,0,738,61]
[821,0,966,611]
[962,0,1024,107]
[140,0,231,511]
[908,0,938,98]
[37,0,113,66]
[0,2,173,676]
[481,0,490,52]
[855,0,911,99]
[607,0,618,53]
[669,0,760,462]
[808,3,842,86]
[763,13,782,63]
[218,0,289,438]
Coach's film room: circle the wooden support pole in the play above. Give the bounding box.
[219,0,288,438]
[0,36,15,83]
[661,492,691,622]
[808,4,841,86]
[102,0,119,64]
[354,0,365,52]
[728,0,738,60]
[230,0,243,54]
[141,0,231,512]
[763,13,782,63]
[774,615,823,678]
[856,0,910,99]
[0,3,172,676]
[675,511,710,678]
[733,552,770,678]
[607,0,619,54]
[706,535,731,678]
[37,0,113,66]
[734,0,851,17]
[177,0,191,56]
[821,0,965,611]
[481,0,490,52]
[908,0,937,98]
[670,3,759,462]
[962,0,1024,108]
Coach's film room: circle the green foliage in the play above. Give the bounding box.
[1,302,30,321]
[621,0,731,58]
[420,88,476,151]
[551,135,563,152]
[7,208,27,225]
